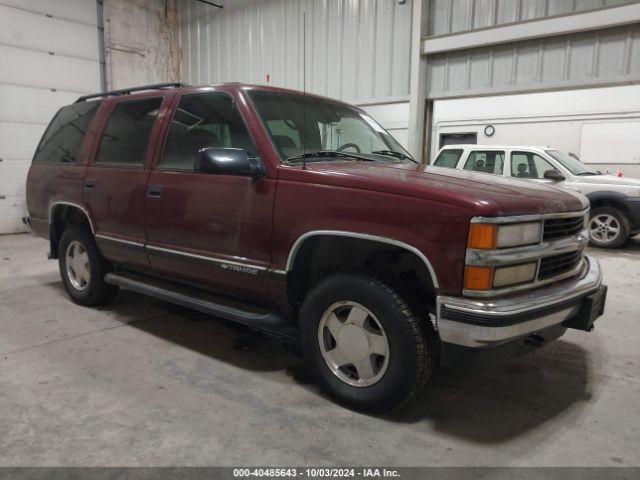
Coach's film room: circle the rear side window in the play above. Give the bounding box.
[33,101,101,164]
[433,149,463,168]
[160,92,255,171]
[95,97,162,167]
[464,150,505,175]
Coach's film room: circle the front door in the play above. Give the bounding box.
[509,150,564,186]
[83,93,173,267]
[144,90,275,301]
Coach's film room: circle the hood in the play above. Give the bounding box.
[574,173,640,191]
[288,161,587,217]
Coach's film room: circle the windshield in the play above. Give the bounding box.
[248,90,414,164]
[545,149,595,175]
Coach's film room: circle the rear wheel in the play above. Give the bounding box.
[300,273,437,412]
[588,207,630,249]
[58,227,119,306]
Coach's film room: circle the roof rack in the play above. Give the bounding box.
[74,82,188,103]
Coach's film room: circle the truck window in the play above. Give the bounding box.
[511,151,555,179]
[33,101,101,164]
[433,149,463,168]
[464,151,505,175]
[160,92,255,171]
[95,97,163,167]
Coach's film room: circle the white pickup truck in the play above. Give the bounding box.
[434,145,640,248]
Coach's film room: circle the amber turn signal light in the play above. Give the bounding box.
[464,266,493,291]
[467,223,497,250]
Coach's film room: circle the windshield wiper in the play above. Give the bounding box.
[286,150,375,164]
[577,171,602,176]
[371,150,416,163]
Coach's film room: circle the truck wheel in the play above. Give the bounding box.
[588,207,630,248]
[300,273,436,412]
[58,227,119,306]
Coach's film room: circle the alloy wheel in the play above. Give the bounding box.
[65,240,91,291]
[318,301,390,387]
[589,214,621,245]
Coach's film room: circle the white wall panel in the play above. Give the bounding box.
[0,0,98,25]
[0,0,101,233]
[0,5,99,60]
[0,122,47,160]
[431,84,640,175]
[0,45,100,93]
[0,85,79,125]
[179,0,413,105]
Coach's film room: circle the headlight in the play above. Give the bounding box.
[468,221,541,249]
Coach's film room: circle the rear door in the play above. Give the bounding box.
[83,92,174,268]
[144,89,275,301]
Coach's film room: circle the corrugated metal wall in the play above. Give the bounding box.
[427,0,636,36]
[179,0,413,105]
[426,23,640,98]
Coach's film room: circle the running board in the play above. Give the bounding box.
[104,271,292,332]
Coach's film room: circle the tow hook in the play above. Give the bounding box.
[523,333,546,347]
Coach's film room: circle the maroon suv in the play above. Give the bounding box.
[25,82,607,411]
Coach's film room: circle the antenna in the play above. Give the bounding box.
[302,11,307,170]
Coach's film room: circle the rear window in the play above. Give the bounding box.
[33,101,101,164]
[433,149,463,168]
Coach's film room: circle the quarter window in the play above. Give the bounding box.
[95,98,162,166]
[33,101,101,164]
[464,151,505,175]
[160,92,255,171]
[511,151,556,179]
[433,149,463,168]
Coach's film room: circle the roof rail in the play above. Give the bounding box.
[74,82,188,103]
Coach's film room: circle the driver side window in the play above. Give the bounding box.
[160,92,255,171]
[511,152,555,179]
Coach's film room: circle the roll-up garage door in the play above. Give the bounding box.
[0,0,102,233]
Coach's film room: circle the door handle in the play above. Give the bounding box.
[148,185,164,197]
[84,179,97,190]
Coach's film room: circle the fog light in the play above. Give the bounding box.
[493,262,537,288]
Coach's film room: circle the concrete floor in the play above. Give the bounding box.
[0,233,639,467]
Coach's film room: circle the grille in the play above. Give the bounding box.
[543,216,585,241]
[538,250,583,280]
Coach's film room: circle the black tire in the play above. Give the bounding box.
[300,273,437,412]
[58,226,119,306]
[589,206,630,249]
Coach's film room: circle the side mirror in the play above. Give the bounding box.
[194,148,265,179]
[543,169,566,181]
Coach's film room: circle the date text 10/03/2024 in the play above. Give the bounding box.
[233,468,400,478]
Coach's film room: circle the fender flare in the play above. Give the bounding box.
[48,201,95,234]
[285,230,439,289]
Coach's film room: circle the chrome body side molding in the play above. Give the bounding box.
[145,244,286,278]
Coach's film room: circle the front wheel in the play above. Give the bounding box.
[588,207,630,249]
[300,273,437,412]
[58,226,119,306]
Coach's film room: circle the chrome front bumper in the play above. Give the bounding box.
[437,255,604,349]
